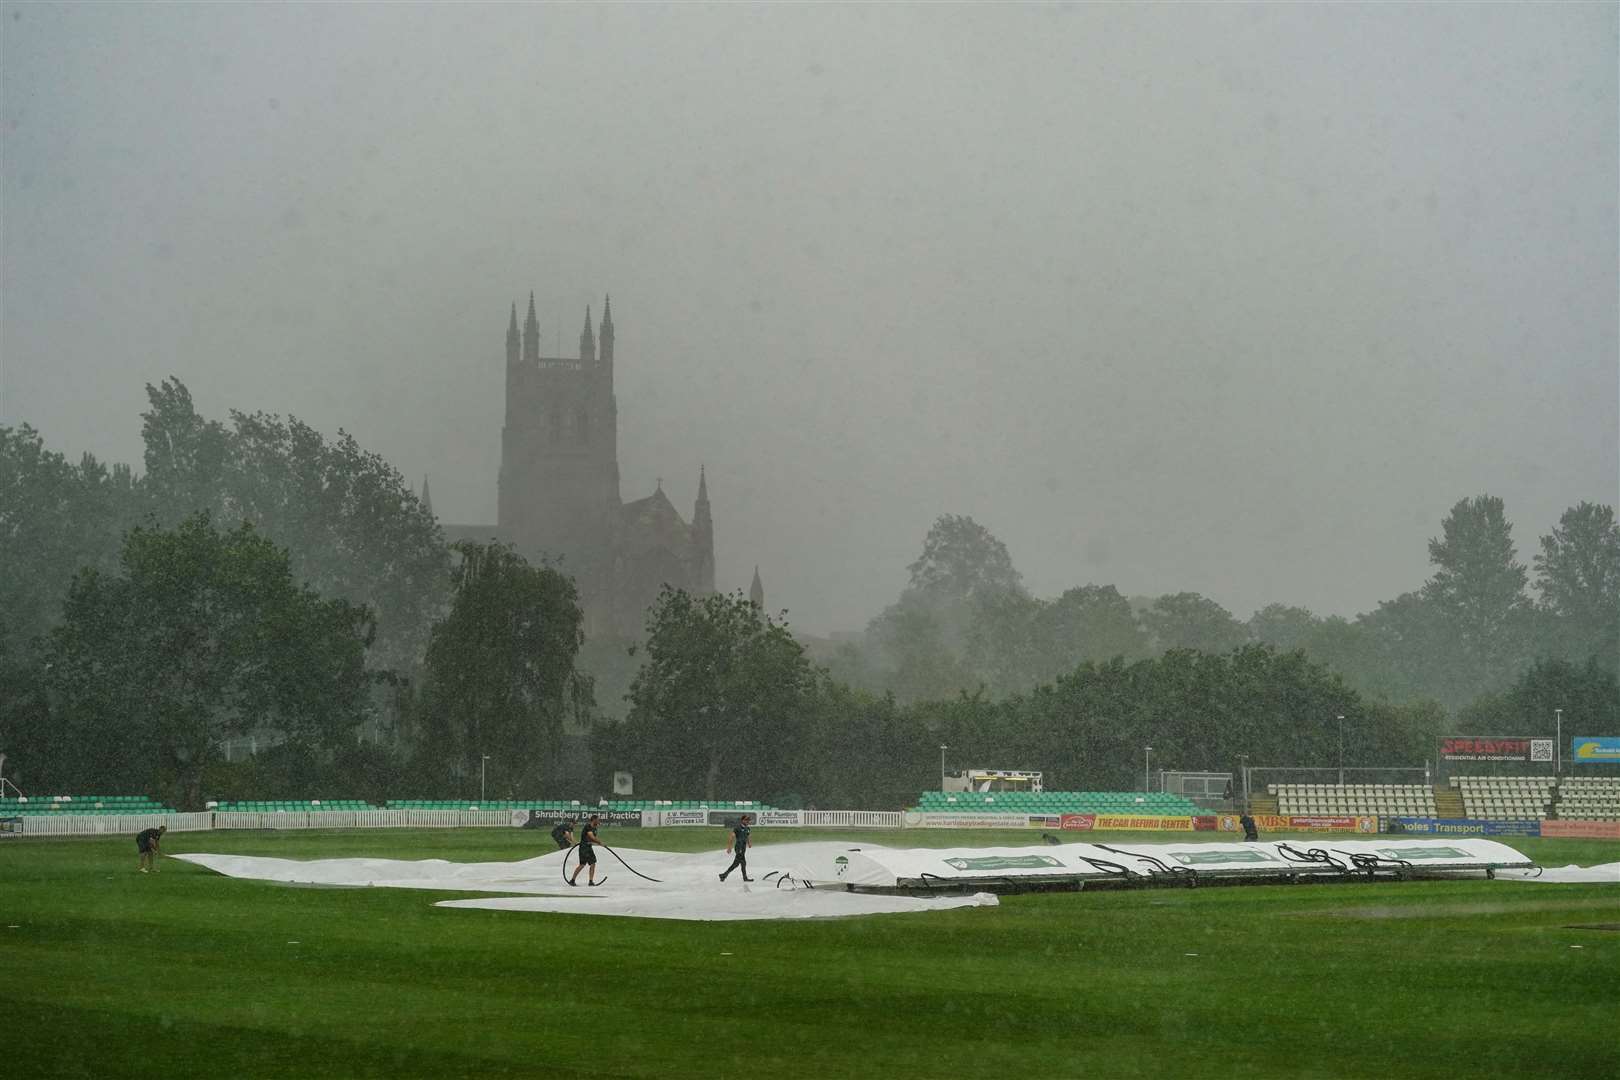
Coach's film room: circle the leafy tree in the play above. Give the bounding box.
[1141,592,1248,654]
[217,408,450,677]
[868,599,978,703]
[1458,657,1620,745]
[621,588,821,801]
[966,584,1152,695]
[1421,495,1533,693]
[1534,501,1620,673]
[139,378,230,521]
[37,513,376,806]
[861,514,1025,701]
[137,380,450,725]
[976,644,1425,792]
[1248,603,1322,653]
[962,587,1045,694]
[906,514,1024,602]
[797,685,932,809]
[416,542,591,793]
[0,425,145,655]
[1038,584,1154,667]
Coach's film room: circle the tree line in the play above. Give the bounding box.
[830,506,1618,713]
[2,383,1615,808]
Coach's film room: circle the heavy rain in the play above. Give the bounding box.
[1,4,1616,1078]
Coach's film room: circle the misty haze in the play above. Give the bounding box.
[1,4,1616,1077]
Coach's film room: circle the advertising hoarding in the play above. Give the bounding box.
[1391,817,1540,837]
[1220,814,1378,833]
[1090,815,1194,831]
[1572,736,1620,764]
[1440,736,1554,763]
[1540,819,1620,839]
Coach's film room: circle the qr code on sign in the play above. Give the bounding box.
[1530,739,1553,762]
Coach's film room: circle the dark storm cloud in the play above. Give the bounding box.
[3,2,1615,633]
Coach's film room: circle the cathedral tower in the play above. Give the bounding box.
[497,294,621,596]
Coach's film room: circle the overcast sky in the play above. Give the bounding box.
[3,2,1615,636]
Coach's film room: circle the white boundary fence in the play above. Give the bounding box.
[5,808,909,837]
[802,810,904,828]
[16,811,213,837]
[212,810,512,830]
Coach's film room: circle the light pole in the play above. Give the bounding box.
[1238,753,1250,808]
[1337,715,1345,786]
[1144,746,1153,794]
[1555,709,1562,777]
[480,755,490,803]
[939,745,948,791]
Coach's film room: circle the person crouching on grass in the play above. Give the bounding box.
[137,824,166,873]
[719,814,753,882]
[568,814,602,886]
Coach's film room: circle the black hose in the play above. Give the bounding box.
[1093,843,1196,884]
[559,842,664,885]
[1276,843,1348,872]
[1332,849,1411,876]
[1079,856,1138,879]
[601,843,663,883]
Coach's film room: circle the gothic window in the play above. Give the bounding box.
[577,408,590,446]
[549,406,562,445]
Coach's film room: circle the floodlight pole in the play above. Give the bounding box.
[939,745,948,791]
[1555,708,1562,776]
[1337,715,1345,785]
[481,755,490,803]
[1144,746,1153,794]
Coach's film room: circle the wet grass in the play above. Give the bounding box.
[3,828,1616,1079]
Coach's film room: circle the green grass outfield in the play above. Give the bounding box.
[3,827,1617,1079]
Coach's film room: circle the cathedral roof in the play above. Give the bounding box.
[619,486,694,556]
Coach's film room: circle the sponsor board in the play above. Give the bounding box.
[918,813,1032,829]
[757,810,803,827]
[1288,815,1379,833]
[590,809,643,827]
[1441,736,1551,763]
[1540,819,1620,839]
[1242,814,1377,834]
[1192,815,1219,831]
[0,816,19,838]
[510,810,531,828]
[662,810,708,826]
[1168,848,1284,866]
[1573,736,1620,764]
[707,810,761,826]
[1090,815,1194,831]
[1392,817,1539,837]
[1059,813,1096,831]
[1374,844,1475,861]
[942,855,1063,871]
[1026,815,1062,828]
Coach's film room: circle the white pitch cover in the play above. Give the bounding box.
[173,838,1568,922]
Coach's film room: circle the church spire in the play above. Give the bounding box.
[749,565,764,610]
[599,294,614,368]
[506,302,520,366]
[580,304,596,363]
[693,464,715,594]
[523,291,539,364]
[420,474,434,517]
